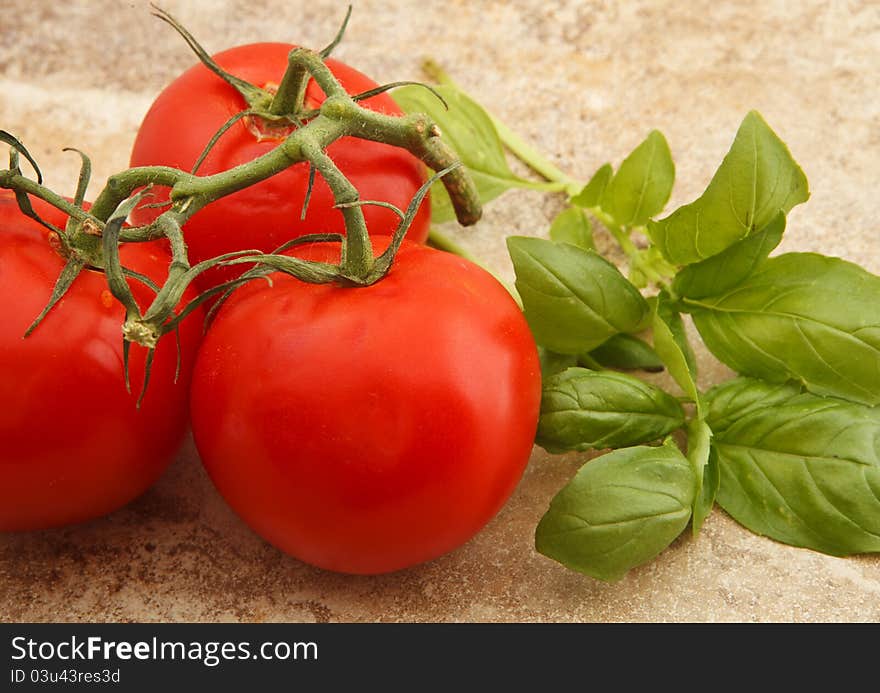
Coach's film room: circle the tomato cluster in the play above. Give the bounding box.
[1,43,541,574]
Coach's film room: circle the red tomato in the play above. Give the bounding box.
[190,240,541,574]
[129,43,430,289]
[0,192,202,531]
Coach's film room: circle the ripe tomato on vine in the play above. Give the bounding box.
[0,191,202,531]
[191,239,541,574]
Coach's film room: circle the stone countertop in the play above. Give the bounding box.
[1,0,879,622]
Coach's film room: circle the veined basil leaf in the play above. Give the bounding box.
[602,130,674,227]
[536,368,685,452]
[549,206,594,249]
[570,164,612,208]
[672,211,785,299]
[393,84,524,223]
[587,333,663,372]
[704,377,802,432]
[684,252,880,405]
[647,111,809,265]
[706,378,880,555]
[652,293,700,408]
[536,441,696,581]
[687,419,717,536]
[507,236,650,354]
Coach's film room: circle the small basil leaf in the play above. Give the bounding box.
[684,252,880,405]
[648,111,809,265]
[507,236,650,354]
[651,293,700,408]
[686,419,716,536]
[601,130,674,227]
[570,163,612,208]
[538,347,578,378]
[587,333,664,372]
[393,84,522,223]
[536,441,696,581]
[706,379,880,555]
[672,211,785,299]
[549,206,594,250]
[536,367,685,452]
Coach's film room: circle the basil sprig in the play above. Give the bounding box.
[401,77,880,581]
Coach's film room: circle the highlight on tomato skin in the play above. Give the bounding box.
[129,42,432,291]
[0,192,203,532]
[189,239,542,575]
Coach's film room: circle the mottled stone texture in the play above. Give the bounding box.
[1,0,879,622]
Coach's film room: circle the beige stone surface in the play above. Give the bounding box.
[1,0,879,622]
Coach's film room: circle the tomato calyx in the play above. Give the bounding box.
[152,7,319,139]
[243,114,299,143]
[0,135,116,338]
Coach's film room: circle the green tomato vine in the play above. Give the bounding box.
[0,7,481,405]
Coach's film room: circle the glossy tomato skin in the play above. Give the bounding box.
[130,43,430,289]
[190,241,541,574]
[0,192,202,531]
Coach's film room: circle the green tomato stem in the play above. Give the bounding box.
[268,48,311,117]
[303,140,374,279]
[0,171,92,227]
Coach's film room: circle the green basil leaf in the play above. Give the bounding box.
[687,419,717,536]
[536,368,685,452]
[549,206,594,250]
[393,84,522,223]
[507,236,650,354]
[706,378,880,555]
[587,333,664,372]
[601,130,674,227]
[672,211,785,299]
[538,347,578,378]
[684,252,880,405]
[703,377,802,432]
[536,440,696,581]
[651,293,700,407]
[647,111,809,265]
[570,163,612,208]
